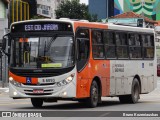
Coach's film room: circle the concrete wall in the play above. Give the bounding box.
[37,0,51,6]
[0,0,6,18]
[0,0,8,87]
[50,0,64,18]
[0,18,8,43]
[37,0,64,18]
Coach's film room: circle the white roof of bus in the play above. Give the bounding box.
[11,19,154,34]
[107,23,154,33]
[11,19,75,25]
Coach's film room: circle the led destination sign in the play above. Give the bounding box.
[25,24,59,31]
[11,22,73,33]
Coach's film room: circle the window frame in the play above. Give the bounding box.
[91,28,154,61]
[75,27,90,72]
[142,33,155,60]
[92,29,105,60]
[128,33,143,60]
[104,30,117,60]
[115,31,129,60]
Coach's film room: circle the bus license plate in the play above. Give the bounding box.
[33,89,44,94]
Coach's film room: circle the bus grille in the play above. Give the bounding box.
[22,83,55,86]
[15,72,59,78]
[25,93,52,96]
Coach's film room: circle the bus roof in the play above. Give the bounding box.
[11,19,154,34]
[107,23,154,33]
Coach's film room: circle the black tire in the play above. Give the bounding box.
[130,78,140,103]
[119,78,140,104]
[87,80,99,108]
[31,98,43,108]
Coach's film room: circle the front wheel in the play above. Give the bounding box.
[31,98,43,108]
[86,80,99,108]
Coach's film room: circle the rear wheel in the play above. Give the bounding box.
[31,98,43,108]
[119,78,140,103]
[87,80,99,108]
[130,78,140,103]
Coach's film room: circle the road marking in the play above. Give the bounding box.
[99,112,110,117]
[0,94,8,97]
[0,102,30,106]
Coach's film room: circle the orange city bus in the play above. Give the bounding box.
[2,19,156,108]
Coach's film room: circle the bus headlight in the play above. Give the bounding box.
[56,74,75,87]
[9,77,22,87]
[9,77,13,81]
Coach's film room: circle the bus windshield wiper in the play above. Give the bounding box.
[44,34,57,55]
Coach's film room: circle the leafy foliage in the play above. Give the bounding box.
[55,0,98,22]
[31,15,46,19]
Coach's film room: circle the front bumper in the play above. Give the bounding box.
[9,81,76,99]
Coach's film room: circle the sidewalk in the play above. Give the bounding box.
[0,87,9,94]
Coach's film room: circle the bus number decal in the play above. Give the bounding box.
[115,64,124,72]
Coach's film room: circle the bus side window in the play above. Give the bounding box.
[116,32,128,59]
[128,34,135,46]
[129,34,142,59]
[115,33,121,45]
[92,30,104,59]
[77,39,89,60]
[135,34,141,46]
[104,31,116,59]
[143,34,154,59]
[76,28,90,72]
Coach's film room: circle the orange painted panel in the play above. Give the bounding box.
[9,72,38,84]
[74,22,110,98]
[76,59,110,98]
[74,22,108,31]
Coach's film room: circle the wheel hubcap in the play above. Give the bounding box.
[134,85,139,100]
[92,85,98,102]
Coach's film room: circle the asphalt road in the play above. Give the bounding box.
[0,79,160,119]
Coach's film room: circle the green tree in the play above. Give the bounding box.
[31,15,46,19]
[55,0,98,22]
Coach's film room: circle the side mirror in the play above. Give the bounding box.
[1,34,10,56]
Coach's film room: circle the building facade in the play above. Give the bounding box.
[0,0,9,87]
[89,0,114,19]
[114,0,160,21]
[37,0,64,18]
[89,0,160,21]
[0,0,8,44]
[108,12,157,28]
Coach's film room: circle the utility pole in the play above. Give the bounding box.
[106,0,108,18]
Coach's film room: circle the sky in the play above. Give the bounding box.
[80,0,88,5]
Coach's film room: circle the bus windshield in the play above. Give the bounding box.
[10,36,75,69]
